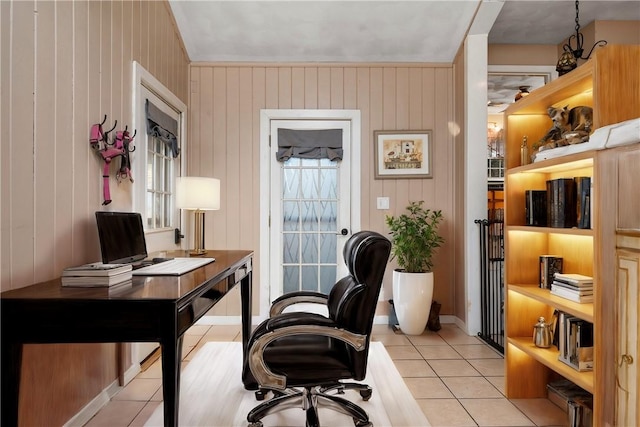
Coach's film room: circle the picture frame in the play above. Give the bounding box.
[373,130,433,179]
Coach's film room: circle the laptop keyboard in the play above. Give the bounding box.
[132,257,215,276]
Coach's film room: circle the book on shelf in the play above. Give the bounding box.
[554,273,593,285]
[546,178,577,228]
[551,280,593,294]
[575,176,591,229]
[550,285,594,303]
[539,255,563,289]
[63,262,132,277]
[525,190,547,226]
[61,270,133,287]
[558,312,593,371]
[547,379,592,426]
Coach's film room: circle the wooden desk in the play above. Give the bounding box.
[0,250,253,427]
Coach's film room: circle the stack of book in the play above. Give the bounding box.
[546,178,577,228]
[557,311,594,372]
[547,379,593,427]
[550,273,593,303]
[62,262,133,288]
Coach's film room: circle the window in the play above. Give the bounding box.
[132,62,187,252]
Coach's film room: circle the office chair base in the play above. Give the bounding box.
[247,384,371,427]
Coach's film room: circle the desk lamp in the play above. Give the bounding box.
[176,176,220,255]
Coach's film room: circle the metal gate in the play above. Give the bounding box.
[475,216,504,353]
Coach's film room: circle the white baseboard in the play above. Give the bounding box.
[63,379,121,427]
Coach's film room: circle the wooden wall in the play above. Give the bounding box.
[188,63,459,317]
[0,1,189,425]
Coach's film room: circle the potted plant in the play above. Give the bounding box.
[386,201,444,335]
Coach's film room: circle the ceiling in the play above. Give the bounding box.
[168,1,639,111]
[169,1,640,63]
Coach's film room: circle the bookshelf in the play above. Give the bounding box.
[503,45,640,426]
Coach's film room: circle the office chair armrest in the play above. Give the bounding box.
[248,324,368,390]
[269,291,328,316]
[265,311,335,331]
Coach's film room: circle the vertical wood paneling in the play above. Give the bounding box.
[2,1,190,424]
[189,67,201,174]
[189,62,457,317]
[34,0,56,284]
[212,68,227,247]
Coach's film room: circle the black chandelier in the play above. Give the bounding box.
[556,0,607,75]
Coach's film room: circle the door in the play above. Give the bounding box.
[269,119,352,311]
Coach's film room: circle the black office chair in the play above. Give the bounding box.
[242,231,391,427]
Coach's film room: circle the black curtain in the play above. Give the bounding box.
[276,128,343,162]
[145,99,180,158]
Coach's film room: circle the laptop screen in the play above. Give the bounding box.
[95,211,148,264]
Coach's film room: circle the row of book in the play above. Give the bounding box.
[525,176,591,229]
[547,379,593,427]
[556,310,593,372]
[62,262,132,288]
[551,273,593,303]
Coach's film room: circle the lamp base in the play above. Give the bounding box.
[188,249,208,256]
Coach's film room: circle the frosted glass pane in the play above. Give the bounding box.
[320,234,337,263]
[283,233,299,263]
[283,201,299,231]
[301,266,318,291]
[319,201,337,232]
[301,233,318,263]
[301,201,318,231]
[319,168,337,199]
[319,158,332,167]
[283,266,299,294]
[283,168,299,199]
[164,194,171,227]
[147,154,154,188]
[154,194,162,228]
[301,158,319,167]
[320,266,336,294]
[285,157,300,167]
[301,169,318,199]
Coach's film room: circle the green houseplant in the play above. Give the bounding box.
[385,201,444,273]
[386,201,444,335]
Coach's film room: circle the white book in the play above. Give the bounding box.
[61,271,133,287]
[63,262,132,277]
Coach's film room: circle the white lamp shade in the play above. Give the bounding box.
[176,177,220,210]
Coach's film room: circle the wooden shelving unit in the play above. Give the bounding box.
[503,45,640,425]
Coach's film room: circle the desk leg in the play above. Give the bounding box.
[240,271,252,358]
[160,335,183,427]
[1,341,22,427]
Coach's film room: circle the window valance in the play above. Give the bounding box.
[276,128,343,162]
[145,99,180,158]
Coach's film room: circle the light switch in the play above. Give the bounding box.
[377,197,390,210]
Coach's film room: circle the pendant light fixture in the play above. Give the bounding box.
[556,0,607,75]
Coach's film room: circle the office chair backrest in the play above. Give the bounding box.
[327,231,391,377]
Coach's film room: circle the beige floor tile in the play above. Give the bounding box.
[417,398,477,427]
[486,376,506,396]
[467,358,505,376]
[385,345,423,360]
[185,324,210,336]
[129,402,162,427]
[182,334,202,348]
[510,398,568,426]
[394,359,437,377]
[427,360,481,377]
[84,400,146,427]
[407,332,449,346]
[203,324,241,341]
[438,330,483,345]
[460,398,535,426]
[112,378,162,401]
[452,344,503,359]
[372,324,397,335]
[373,332,412,346]
[416,344,463,360]
[442,377,503,398]
[404,377,455,399]
[136,358,163,379]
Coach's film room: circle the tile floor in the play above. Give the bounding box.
[85,323,569,427]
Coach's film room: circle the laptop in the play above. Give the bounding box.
[95,211,214,276]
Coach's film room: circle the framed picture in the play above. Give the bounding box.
[373,130,433,179]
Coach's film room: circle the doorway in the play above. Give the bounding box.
[259,110,361,319]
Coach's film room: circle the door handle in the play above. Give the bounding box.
[337,228,349,236]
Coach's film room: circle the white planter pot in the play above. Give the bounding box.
[392,270,434,335]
